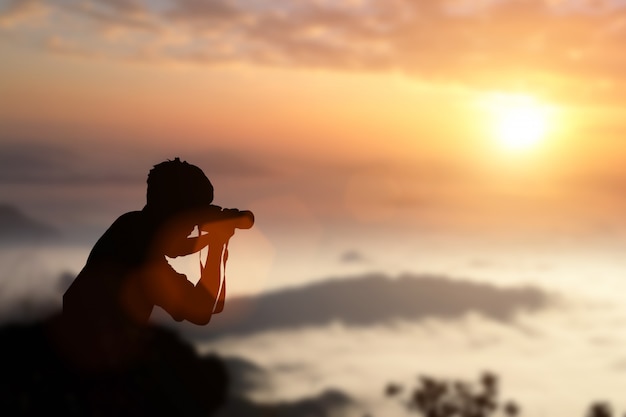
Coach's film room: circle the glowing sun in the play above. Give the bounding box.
[486,93,552,151]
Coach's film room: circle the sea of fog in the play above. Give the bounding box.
[3,237,626,416]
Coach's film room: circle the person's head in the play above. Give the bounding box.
[145,158,213,219]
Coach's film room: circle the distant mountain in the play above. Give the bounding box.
[176,273,551,340]
[0,204,58,242]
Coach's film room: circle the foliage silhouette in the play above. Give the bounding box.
[584,401,626,417]
[386,372,519,417]
[385,372,626,417]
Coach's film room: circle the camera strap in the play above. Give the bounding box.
[213,241,228,314]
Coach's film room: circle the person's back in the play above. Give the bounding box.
[63,211,154,330]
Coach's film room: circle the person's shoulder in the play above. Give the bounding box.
[115,211,144,223]
[85,211,147,260]
[105,211,147,234]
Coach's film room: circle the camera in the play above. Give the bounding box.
[198,205,255,231]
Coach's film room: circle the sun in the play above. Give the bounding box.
[485,93,552,152]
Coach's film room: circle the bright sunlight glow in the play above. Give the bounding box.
[484,93,552,152]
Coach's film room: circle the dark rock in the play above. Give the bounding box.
[0,316,228,417]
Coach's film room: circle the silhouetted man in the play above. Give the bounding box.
[61,158,252,368]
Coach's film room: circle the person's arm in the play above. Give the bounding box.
[161,207,240,257]
[145,232,233,325]
[163,233,213,258]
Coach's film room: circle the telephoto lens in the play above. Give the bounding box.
[235,210,254,229]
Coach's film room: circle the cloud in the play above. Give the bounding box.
[64,0,159,32]
[219,388,355,417]
[166,0,243,22]
[0,141,74,184]
[0,141,141,185]
[101,0,145,14]
[176,272,551,340]
[3,0,626,99]
[223,357,356,417]
[0,141,273,186]
[44,35,101,58]
[202,299,626,417]
[0,0,48,28]
[191,150,278,178]
[339,249,368,263]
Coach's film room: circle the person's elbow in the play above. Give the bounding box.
[163,288,216,325]
[187,310,213,325]
[183,301,215,325]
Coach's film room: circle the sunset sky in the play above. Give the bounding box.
[3,0,626,292]
[4,0,626,286]
[6,1,626,415]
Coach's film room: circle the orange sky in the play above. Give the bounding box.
[2,0,626,245]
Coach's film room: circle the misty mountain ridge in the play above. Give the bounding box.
[0,203,58,243]
[176,272,551,340]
